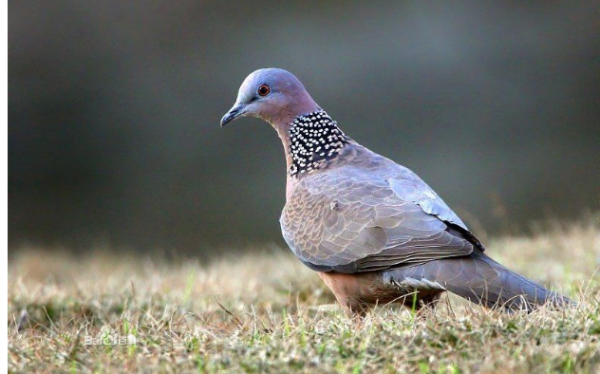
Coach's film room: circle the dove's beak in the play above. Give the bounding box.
[220,104,246,127]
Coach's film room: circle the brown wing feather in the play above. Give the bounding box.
[280,147,476,273]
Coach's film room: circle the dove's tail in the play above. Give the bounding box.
[389,251,573,312]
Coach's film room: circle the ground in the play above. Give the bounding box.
[7,216,600,373]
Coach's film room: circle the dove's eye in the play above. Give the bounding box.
[257,84,270,97]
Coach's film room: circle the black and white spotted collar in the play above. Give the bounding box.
[288,110,348,177]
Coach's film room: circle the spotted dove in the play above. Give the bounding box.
[221,68,571,316]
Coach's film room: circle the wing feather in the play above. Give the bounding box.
[281,146,479,273]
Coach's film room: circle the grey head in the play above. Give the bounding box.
[220,68,319,128]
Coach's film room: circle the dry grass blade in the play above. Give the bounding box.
[7,216,600,373]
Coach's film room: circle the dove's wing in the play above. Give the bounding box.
[280,150,480,273]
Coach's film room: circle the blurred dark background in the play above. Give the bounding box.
[9,1,600,252]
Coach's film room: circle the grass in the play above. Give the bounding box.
[7,216,600,373]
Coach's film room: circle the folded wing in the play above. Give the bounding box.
[281,162,479,273]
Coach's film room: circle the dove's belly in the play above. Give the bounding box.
[318,270,445,316]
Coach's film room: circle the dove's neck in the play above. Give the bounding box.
[273,109,349,181]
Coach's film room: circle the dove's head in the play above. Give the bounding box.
[220,68,319,128]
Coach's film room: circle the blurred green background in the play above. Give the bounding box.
[9,1,600,252]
